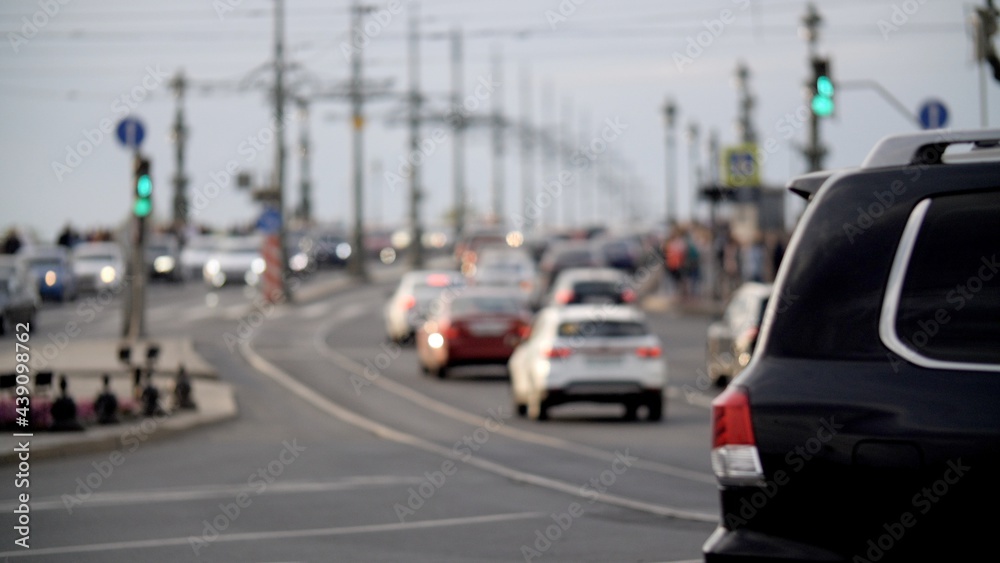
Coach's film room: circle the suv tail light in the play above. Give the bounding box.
[545,347,573,359]
[635,346,661,358]
[711,386,764,485]
[554,289,574,304]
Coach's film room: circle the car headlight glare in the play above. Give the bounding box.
[100,266,117,284]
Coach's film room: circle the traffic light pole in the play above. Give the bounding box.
[123,154,149,341]
[802,4,827,173]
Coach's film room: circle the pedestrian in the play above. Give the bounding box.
[2,228,21,254]
[50,375,84,431]
[684,231,702,298]
[94,374,119,424]
[173,365,196,410]
[664,230,688,296]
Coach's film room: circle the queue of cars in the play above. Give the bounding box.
[386,228,669,422]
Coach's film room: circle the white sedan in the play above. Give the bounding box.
[508,305,667,421]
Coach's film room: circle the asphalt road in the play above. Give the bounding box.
[1,263,724,562]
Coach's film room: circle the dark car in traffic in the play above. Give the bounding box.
[704,130,1000,562]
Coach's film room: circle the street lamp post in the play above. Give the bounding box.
[662,98,677,229]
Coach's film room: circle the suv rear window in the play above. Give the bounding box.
[894,190,1000,365]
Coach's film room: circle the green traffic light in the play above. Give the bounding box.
[812,95,834,117]
[137,174,152,197]
[134,198,152,217]
[816,76,834,97]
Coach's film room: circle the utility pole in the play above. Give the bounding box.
[490,47,505,225]
[734,61,757,144]
[578,110,590,227]
[801,3,827,172]
[559,96,573,228]
[348,0,369,280]
[542,81,556,230]
[407,4,425,268]
[519,64,534,233]
[973,0,999,126]
[296,97,312,224]
[687,122,701,223]
[271,0,291,301]
[661,98,677,228]
[450,28,467,242]
[170,71,188,237]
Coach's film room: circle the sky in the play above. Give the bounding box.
[1,0,998,243]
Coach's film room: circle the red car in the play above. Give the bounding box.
[416,287,531,379]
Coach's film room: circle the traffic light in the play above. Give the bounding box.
[811,57,834,117]
[133,157,152,218]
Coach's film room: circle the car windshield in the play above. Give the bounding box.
[414,284,453,305]
[28,259,61,270]
[77,254,116,263]
[557,320,647,337]
[572,281,621,296]
[451,295,523,316]
[555,250,593,266]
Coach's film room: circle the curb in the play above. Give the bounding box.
[1,380,237,465]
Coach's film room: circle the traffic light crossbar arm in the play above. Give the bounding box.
[836,79,922,129]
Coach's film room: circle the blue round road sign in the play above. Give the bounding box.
[256,207,282,234]
[918,99,948,130]
[116,117,146,149]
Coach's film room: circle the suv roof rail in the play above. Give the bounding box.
[786,170,840,201]
[861,128,1000,169]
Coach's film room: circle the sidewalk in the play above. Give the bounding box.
[1,337,235,464]
[0,337,218,379]
[1,376,236,464]
[0,267,399,464]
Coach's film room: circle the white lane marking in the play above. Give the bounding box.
[242,340,718,524]
[312,316,717,486]
[0,511,546,558]
[0,477,425,512]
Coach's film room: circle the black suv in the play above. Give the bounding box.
[704,130,1000,562]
